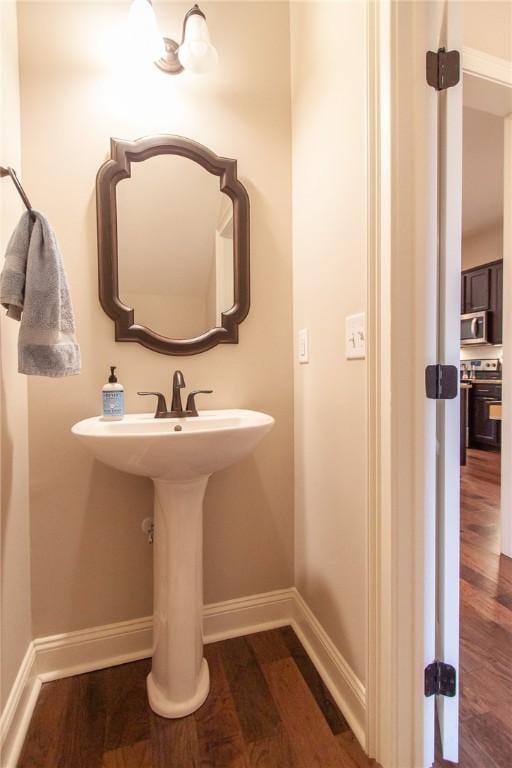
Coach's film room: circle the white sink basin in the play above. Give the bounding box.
[71,408,274,719]
[72,409,274,481]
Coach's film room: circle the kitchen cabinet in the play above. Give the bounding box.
[469,383,501,450]
[461,259,503,344]
[490,261,503,344]
[462,267,490,312]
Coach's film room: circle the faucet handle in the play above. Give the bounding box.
[137,391,168,418]
[185,390,213,417]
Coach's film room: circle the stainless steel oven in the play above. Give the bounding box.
[461,311,489,345]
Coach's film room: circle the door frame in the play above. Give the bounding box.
[366,5,512,766]
[366,2,439,766]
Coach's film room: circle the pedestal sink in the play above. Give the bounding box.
[71,409,274,717]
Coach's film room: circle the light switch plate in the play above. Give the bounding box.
[298,328,309,364]
[345,313,366,359]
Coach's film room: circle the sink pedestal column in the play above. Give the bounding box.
[147,476,210,718]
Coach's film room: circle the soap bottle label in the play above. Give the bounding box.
[102,390,124,418]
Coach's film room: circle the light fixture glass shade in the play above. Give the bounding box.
[178,11,218,74]
[128,0,164,63]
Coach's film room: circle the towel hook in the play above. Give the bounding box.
[0,166,36,221]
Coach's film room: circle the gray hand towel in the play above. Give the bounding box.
[0,210,81,376]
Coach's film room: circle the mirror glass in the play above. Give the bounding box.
[117,154,234,339]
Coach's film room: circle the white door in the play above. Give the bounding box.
[431,1,463,763]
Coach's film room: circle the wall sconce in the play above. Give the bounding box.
[128,1,218,75]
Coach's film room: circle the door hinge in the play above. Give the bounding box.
[425,364,458,399]
[426,48,460,91]
[425,661,457,697]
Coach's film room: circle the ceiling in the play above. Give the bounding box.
[464,73,512,118]
[462,106,504,240]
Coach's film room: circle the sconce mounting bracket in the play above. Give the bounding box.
[156,38,184,75]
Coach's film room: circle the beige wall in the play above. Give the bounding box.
[462,107,504,240]
[290,1,368,684]
[18,1,294,637]
[0,0,33,711]
[464,0,512,61]
[462,222,503,269]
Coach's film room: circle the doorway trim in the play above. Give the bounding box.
[366,21,512,767]
[366,2,439,766]
[463,47,512,86]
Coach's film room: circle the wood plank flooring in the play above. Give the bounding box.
[435,449,512,768]
[19,448,511,767]
[18,627,375,768]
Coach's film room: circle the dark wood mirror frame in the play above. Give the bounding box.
[96,135,250,355]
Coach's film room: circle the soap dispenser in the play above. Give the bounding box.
[102,366,124,421]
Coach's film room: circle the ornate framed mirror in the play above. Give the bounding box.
[96,135,250,355]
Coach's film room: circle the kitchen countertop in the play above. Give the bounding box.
[461,379,502,385]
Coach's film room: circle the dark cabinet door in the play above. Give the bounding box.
[470,398,498,445]
[461,260,503,342]
[463,267,491,312]
[490,261,503,344]
[469,390,501,449]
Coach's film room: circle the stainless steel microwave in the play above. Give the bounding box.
[461,311,489,345]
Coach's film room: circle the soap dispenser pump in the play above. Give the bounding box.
[102,366,125,421]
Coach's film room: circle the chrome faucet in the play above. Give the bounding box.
[138,370,212,418]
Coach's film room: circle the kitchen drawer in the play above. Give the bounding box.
[472,383,501,399]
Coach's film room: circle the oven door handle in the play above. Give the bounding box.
[471,317,478,337]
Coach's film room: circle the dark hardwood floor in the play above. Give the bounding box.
[18,626,374,768]
[435,448,512,768]
[18,449,511,768]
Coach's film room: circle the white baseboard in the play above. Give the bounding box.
[34,616,154,683]
[204,587,296,642]
[1,588,366,766]
[34,588,296,683]
[291,590,367,750]
[0,644,41,768]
